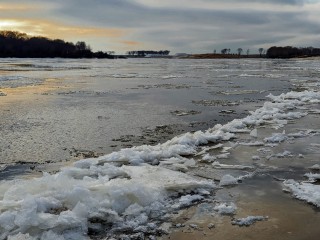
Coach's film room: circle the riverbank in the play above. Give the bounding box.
[178,53,320,60]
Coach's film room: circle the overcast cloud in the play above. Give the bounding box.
[0,0,319,53]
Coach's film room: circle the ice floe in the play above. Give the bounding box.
[201,154,217,163]
[250,129,258,138]
[212,162,254,170]
[304,173,320,182]
[274,150,293,158]
[231,216,268,226]
[238,141,265,146]
[283,179,320,207]
[219,175,239,186]
[309,164,320,170]
[264,131,287,143]
[251,155,261,161]
[214,202,237,215]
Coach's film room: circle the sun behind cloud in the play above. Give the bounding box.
[0,20,24,29]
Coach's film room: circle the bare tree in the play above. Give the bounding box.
[246,49,250,56]
[259,48,264,57]
[237,48,243,56]
[213,49,216,54]
[221,48,228,54]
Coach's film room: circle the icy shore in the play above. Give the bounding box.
[0,88,320,239]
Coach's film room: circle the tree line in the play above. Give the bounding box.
[215,45,320,58]
[215,48,266,57]
[266,46,320,58]
[3,31,317,59]
[126,50,170,57]
[0,31,114,58]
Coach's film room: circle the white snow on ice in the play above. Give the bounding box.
[212,162,254,170]
[0,166,214,239]
[231,216,268,226]
[283,179,320,207]
[214,202,237,215]
[219,174,239,186]
[304,173,320,182]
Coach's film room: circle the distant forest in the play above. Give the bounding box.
[267,46,320,58]
[2,31,319,59]
[126,50,170,56]
[0,31,113,58]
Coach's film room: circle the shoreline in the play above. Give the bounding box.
[1,55,320,60]
[180,54,320,60]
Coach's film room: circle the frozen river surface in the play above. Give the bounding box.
[0,58,295,165]
[0,58,319,239]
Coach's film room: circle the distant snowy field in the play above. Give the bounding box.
[0,58,319,239]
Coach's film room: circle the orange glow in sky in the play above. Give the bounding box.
[0,2,141,52]
[0,19,123,38]
[0,18,135,51]
[0,20,24,29]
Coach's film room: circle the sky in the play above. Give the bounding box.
[0,0,320,54]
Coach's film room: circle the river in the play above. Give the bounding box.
[0,58,319,239]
